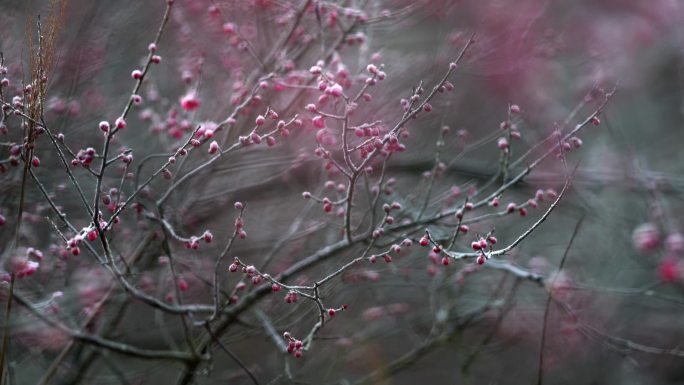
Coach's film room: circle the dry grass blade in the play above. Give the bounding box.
[15,0,67,248]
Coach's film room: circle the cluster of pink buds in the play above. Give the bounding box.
[502,188,558,217]
[237,109,282,147]
[8,255,40,278]
[321,197,333,213]
[308,59,351,104]
[284,290,299,303]
[382,201,402,225]
[66,234,85,256]
[496,104,524,150]
[184,230,213,249]
[72,147,97,167]
[283,332,304,358]
[537,188,557,201]
[365,63,387,86]
[368,251,394,264]
[228,257,271,286]
[234,214,247,239]
[554,133,584,157]
[470,234,497,266]
[373,239,411,263]
[195,121,218,140]
[471,236,489,251]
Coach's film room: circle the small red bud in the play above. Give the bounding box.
[178,278,189,291]
[506,203,516,213]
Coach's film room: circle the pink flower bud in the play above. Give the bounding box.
[208,140,219,154]
[632,223,660,253]
[497,137,509,149]
[222,22,236,34]
[115,117,126,129]
[658,256,680,282]
[328,83,343,97]
[506,203,516,213]
[180,92,201,111]
[178,278,189,291]
[312,115,325,129]
[419,236,429,246]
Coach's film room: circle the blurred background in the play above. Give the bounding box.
[1,0,684,384]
